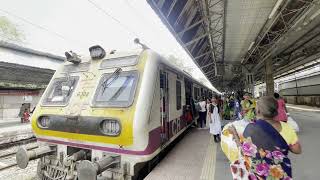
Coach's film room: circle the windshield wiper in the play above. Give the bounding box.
[66,78,76,97]
[109,76,132,101]
[101,67,122,94]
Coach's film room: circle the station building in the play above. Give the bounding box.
[0,41,64,123]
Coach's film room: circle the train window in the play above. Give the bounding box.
[42,76,79,106]
[92,71,138,107]
[176,80,181,110]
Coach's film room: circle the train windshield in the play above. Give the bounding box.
[42,76,79,106]
[93,71,138,107]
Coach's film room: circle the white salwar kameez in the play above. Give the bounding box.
[205,103,211,128]
[210,104,221,135]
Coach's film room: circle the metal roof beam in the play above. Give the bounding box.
[201,62,215,69]
[209,0,222,8]
[252,1,320,71]
[189,38,208,56]
[157,0,166,9]
[242,5,289,64]
[178,18,205,37]
[184,28,221,47]
[198,53,212,66]
[174,0,193,26]
[206,69,216,75]
[184,33,208,47]
[184,6,199,30]
[202,0,225,69]
[167,0,178,17]
[195,50,213,59]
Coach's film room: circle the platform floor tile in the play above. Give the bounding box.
[145,129,217,180]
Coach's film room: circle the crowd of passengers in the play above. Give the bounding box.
[193,92,301,180]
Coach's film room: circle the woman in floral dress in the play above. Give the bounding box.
[231,96,301,180]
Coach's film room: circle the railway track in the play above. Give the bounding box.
[0,142,38,171]
[0,137,36,150]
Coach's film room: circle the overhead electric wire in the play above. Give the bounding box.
[86,0,139,37]
[0,8,88,47]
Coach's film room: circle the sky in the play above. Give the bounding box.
[0,0,218,92]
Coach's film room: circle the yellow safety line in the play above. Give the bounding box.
[200,135,217,180]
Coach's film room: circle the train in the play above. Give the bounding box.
[16,40,214,180]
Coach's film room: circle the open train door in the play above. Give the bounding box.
[160,70,169,145]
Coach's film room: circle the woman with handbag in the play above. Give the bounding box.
[228,96,301,179]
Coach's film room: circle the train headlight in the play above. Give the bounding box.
[37,116,50,128]
[89,45,106,60]
[100,119,121,136]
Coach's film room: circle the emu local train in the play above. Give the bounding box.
[16,42,213,180]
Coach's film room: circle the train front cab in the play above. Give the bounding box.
[21,49,156,180]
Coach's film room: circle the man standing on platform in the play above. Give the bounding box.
[198,97,207,128]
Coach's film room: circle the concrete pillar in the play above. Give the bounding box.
[265,59,274,96]
[245,73,255,95]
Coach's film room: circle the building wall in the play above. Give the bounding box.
[0,90,44,122]
[284,96,320,107]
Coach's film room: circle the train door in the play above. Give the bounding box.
[160,70,169,145]
[184,79,192,106]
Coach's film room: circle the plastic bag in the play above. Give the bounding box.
[287,116,299,132]
[221,119,249,162]
[221,132,239,162]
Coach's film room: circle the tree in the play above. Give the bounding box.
[0,16,24,43]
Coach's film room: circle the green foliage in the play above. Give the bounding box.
[0,16,24,42]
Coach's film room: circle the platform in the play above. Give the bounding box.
[0,121,33,145]
[145,129,217,180]
[145,104,320,179]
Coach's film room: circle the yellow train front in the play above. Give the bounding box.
[16,44,212,180]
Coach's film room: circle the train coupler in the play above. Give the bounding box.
[16,145,57,169]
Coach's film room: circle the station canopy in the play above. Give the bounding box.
[148,0,320,92]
